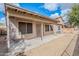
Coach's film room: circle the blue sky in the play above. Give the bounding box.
[20,3,61,16]
[0,3,72,24]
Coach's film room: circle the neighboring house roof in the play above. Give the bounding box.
[55,16,64,25]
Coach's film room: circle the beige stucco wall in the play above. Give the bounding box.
[53,24,63,33]
[7,6,63,40]
[9,18,37,40]
[9,17,63,40]
[9,17,55,40]
[63,28,74,33]
[44,31,53,36]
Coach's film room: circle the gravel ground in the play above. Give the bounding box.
[0,35,8,56]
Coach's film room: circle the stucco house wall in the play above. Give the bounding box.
[9,18,37,39]
[6,4,64,41]
[9,17,55,40]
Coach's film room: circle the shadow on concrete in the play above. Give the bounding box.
[73,34,79,56]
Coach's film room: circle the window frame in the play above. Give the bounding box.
[27,23,33,34]
[45,25,50,32]
[18,22,33,34]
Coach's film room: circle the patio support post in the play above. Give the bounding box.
[41,23,43,40]
[61,25,63,33]
[53,25,56,34]
[6,12,10,49]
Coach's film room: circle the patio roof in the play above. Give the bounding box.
[5,4,59,23]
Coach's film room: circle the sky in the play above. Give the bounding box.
[0,3,73,24]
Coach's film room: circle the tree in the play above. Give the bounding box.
[68,4,79,28]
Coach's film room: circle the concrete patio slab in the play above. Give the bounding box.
[24,31,78,56]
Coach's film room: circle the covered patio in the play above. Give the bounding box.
[5,4,64,55]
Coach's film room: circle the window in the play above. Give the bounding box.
[49,25,53,31]
[19,22,32,34]
[58,26,60,30]
[45,25,49,31]
[45,25,53,32]
[19,22,27,34]
[27,23,32,33]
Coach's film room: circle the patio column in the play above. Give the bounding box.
[61,25,64,33]
[53,25,56,34]
[60,26,63,33]
[41,23,43,40]
[6,12,10,49]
